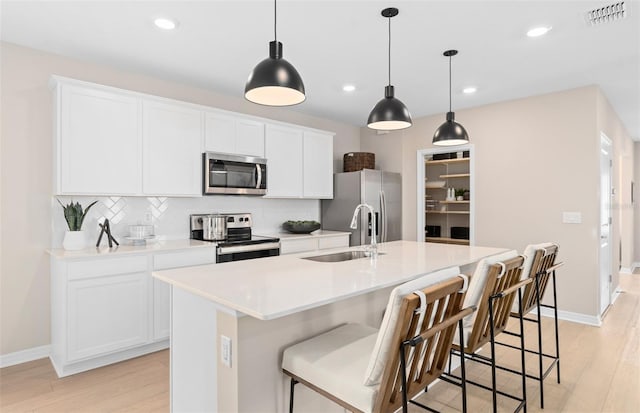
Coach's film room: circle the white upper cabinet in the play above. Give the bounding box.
[205,112,265,157]
[142,100,202,196]
[52,77,333,199]
[265,125,334,199]
[265,124,303,197]
[303,131,333,198]
[57,84,141,195]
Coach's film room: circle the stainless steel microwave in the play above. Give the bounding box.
[203,152,267,195]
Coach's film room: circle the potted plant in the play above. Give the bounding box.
[455,188,466,201]
[57,199,97,250]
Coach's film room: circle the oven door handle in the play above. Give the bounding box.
[255,164,262,189]
[217,242,280,255]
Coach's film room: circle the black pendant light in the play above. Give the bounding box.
[244,0,305,106]
[433,50,469,146]
[367,7,412,131]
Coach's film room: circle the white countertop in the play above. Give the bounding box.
[259,230,350,241]
[48,239,215,260]
[152,240,508,320]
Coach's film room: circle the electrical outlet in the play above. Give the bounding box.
[221,335,232,367]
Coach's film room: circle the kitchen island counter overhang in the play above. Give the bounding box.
[153,240,508,412]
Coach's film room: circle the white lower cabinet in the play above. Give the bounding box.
[50,245,216,377]
[67,272,149,362]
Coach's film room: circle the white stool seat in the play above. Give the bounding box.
[282,323,379,413]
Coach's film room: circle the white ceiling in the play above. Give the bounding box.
[2,0,639,140]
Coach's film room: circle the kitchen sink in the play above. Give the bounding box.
[302,250,384,263]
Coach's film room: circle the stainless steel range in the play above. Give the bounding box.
[190,213,280,263]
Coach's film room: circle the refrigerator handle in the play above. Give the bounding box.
[380,190,387,242]
[367,212,380,238]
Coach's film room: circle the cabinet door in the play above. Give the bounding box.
[235,119,265,157]
[143,101,202,196]
[153,278,171,341]
[303,132,334,198]
[264,125,303,197]
[204,113,264,157]
[204,113,235,155]
[59,85,141,195]
[67,272,149,361]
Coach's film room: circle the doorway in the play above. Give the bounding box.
[416,145,474,245]
[600,133,613,316]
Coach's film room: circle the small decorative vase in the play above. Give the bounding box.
[63,230,86,250]
[463,191,470,201]
[456,196,464,201]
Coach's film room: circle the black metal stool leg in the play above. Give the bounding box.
[535,276,545,408]
[518,289,528,413]
[489,298,498,413]
[552,270,561,384]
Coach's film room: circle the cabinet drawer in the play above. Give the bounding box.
[153,248,215,270]
[68,256,148,280]
[280,238,318,255]
[318,236,349,250]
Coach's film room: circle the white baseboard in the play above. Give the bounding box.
[633,262,640,271]
[0,345,51,368]
[620,267,632,274]
[611,286,622,305]
[50,340,169,377]
[531,307,601,327]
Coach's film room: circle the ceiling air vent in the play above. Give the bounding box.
[586,2,627,25]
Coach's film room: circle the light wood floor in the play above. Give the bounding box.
[1,274,638,412]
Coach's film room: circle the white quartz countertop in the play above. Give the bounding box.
[48,239,215,260]
[152,240,507,320]
[261,230,350,241]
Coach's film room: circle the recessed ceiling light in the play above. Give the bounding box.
[527,26,552,37]
[342,84,356,92]
[463,86,477,94]
[154,18,177,30]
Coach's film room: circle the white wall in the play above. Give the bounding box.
[360,86,635,319]
[0,41,360,356]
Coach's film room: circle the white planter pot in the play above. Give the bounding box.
[63,230,86,250]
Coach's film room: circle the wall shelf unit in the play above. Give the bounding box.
[425,237,470,245]
[423,150,472,245]
[439,173,470,179]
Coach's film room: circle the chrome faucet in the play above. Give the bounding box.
[350,203,377,255]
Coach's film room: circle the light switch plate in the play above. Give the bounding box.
[221,335,232,367]
[562,211,582,224]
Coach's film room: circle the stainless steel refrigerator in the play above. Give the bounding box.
[321,169,402,246]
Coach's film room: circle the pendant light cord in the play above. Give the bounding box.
[274,0,277,42]
[387,15,391,86]
[448,54,452,112]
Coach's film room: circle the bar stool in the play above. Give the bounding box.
[499,243,563,408]
[281,266,474,413]
[441,250,532,413]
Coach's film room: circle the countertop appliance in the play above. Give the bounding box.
[190,213,280,263]
[321,169,402,246]
[203,152,267,195]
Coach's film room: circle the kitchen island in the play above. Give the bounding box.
[153,240,508,412]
